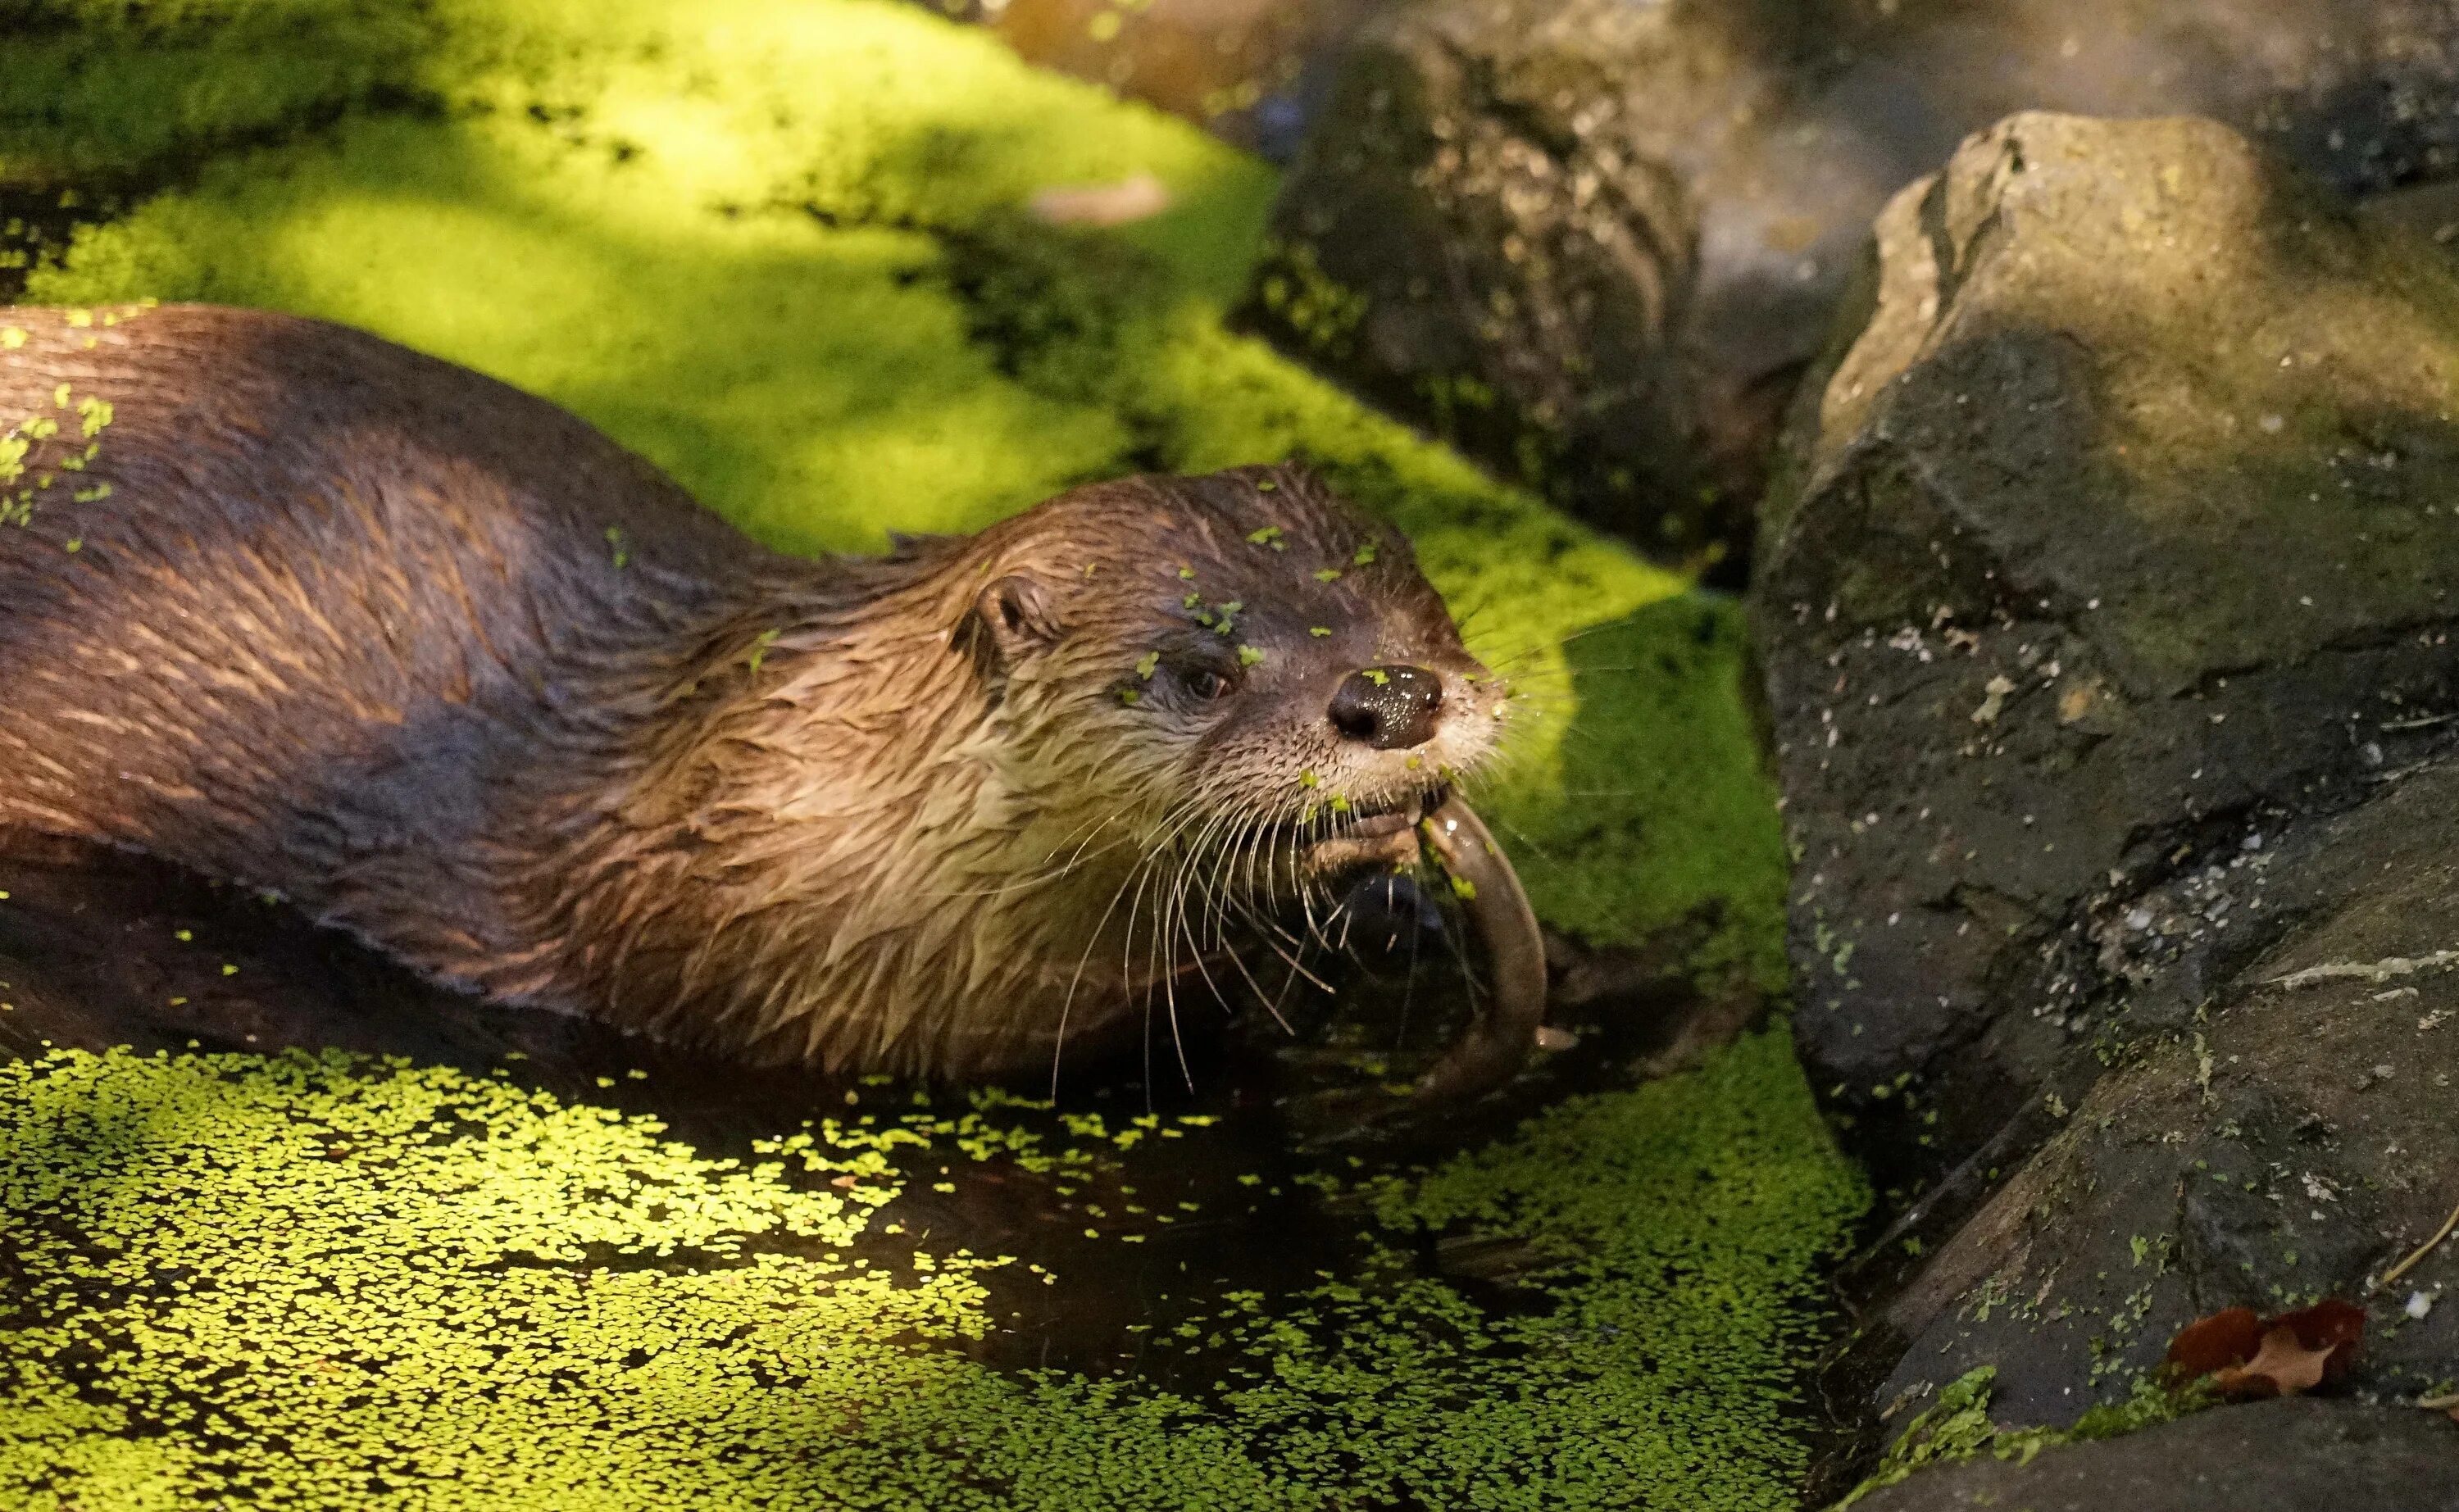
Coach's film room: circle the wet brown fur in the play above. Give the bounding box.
[0,304,1506,1077]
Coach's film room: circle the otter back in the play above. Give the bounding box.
[0,304,780,983]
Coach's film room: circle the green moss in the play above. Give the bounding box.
[1836,1366,2212,1507]
[1248,235,1366,356]
[2,1,1860,1505]
[2,1033,1861,1510]
[15,0,1774,964]
[0,0,445,188]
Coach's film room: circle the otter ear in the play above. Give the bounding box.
[966,574,1063,670]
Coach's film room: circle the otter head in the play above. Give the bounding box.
[956,463,1507,892]
[933,462,1544,1101]
[591,462,1543,1095]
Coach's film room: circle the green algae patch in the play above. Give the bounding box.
[1834,1366,2212,1507]
[14,0,1782,969]
[0,1047,1000,1507]
[1,1,1858,1505]
[1,1033,1861,1510]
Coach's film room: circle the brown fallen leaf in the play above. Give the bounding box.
[2212,1326,2334,1397]
[2164,1298,2365,1399]
[2165,1306,2264,1379]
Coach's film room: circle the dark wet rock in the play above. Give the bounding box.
[1849,1398,2459,1512]
[1752,110,2459,1453]
[1250,0,2459,572]
[1243,0,1757,568]
[1872,759,2459,1426]
[1752,112,2459,1182]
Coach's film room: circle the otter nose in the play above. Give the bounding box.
[1329,665,1444,750]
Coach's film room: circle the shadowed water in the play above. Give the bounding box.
[0,831,1733,1387]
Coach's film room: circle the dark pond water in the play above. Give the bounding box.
[0,831,1723,1387]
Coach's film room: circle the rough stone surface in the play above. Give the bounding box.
[1752,112,2459,1172]
[1251,0,2459,571]
[1851,1399,2459,1512]
[1754,111,2459,1469]
[1247,0,1716,554]
[1875,761,2459,1424]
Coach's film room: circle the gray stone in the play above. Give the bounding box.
[1755,111,2459,1451]
[1251,0,2459,570]
[1751,112,2459,1166]
[1875,760,2459,1424]
[1849,1398,2459,1512]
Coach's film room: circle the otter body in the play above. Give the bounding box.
[0,304,1525,1083]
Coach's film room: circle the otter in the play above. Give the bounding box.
[0,303,1543,1096]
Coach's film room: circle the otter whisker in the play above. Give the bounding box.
[1171,804,1243,954]
[1487,815,1561,865]
[1119,848,1175,1104]
[1197,807,1261,954]
[1429,885,1490,1022]
[1216,919,1298,1036]
[1173,813,1302,1036]
[1121,792,1217,996]
[1269,943,1306,1031]
[1248,922,1339,996]
[1143,820,1202,1095]
[1154,859,1198,1096]
[1052,830,1177,1097]
[930,812,1129,898]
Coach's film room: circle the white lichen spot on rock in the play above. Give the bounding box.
[1970,674,2016,725]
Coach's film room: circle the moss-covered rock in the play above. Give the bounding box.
[1845,1397,2459,1512]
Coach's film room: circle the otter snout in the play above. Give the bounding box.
[1328,665,1443,750]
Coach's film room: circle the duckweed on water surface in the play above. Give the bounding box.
[1,1034,1858,1509]
[3,1,1864,1505]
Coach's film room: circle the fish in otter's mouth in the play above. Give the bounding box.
[0,304,1546,1102]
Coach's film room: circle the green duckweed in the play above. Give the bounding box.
[1,0,1861,1505]
[2,1033,1860,1510]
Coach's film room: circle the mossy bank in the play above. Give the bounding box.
[1,1,1865,1506]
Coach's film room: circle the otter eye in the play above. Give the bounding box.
[1184,667,1231,701]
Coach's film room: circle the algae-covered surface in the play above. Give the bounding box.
[0,1033,1860,1509]
[0,1,1863,1505]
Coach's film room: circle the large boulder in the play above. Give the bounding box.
[1752,111,2459,1172]
[1756,109,2459,1457]
[1848,1398,2459,1512]
[1248,0,2459,572]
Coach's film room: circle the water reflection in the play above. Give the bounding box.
[939,0,1375,161]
